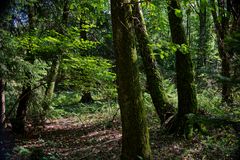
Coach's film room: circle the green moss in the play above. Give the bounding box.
[132,0,175,124]
[167,0,197,135]
[111,0,152,159]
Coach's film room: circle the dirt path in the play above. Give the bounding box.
[15,118,122,160]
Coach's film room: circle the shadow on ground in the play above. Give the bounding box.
[9,117,238,160]
[0,128,15,160]
[15,118,121,160]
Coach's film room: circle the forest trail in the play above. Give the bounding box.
[13,117,122,160]
[4,116,238,160]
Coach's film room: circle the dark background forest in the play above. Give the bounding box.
[0,0,240,159]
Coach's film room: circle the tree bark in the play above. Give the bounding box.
[198,0,208,66]
[80,91,94,103]
[0,79,5,129]
[210,0,232,104]
[43,58,60,110]
[111,0,152,159]
[45,59,60,100]
[132,0,175,124]
[13,86,31,134]
[167,0,197,135]
[229,0,240,29]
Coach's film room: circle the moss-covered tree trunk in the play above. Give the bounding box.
[132,0,174,124]
[167,0,197,134]
[0,79,5,129]
[110,0,152,159]
[43,57,60,110]
[45,58,60,100]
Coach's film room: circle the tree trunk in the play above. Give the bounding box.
[210,0,232,104]
[186,8,191,46]
[229,0,240,29]
[219,41,232,104]
[198,0,208,66]
[0,79,5,130]
[45,58,60,99]
[44,0,70,110]
[43,58,60,110]
[111,0,152,159]
[167,0,197,135]
[13,86,31,134]
[79,18,94,103]
[14,4,35,134]
[132,0,175,124]
[80,91,94,103]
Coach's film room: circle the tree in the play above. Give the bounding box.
[198,0,209,66]
[132,0,175,124]
[224,0,240,98]
[44,0,70,109]
[13,3,36,134]
[229,0,240,29]
[210,0,232,104]
[79,20,94,104]
[0,21,27,133]
[0,1,9,130]
[0,79,5,130]
[167,0,197,135]
[110,0,152,159]
[44,56,61,109]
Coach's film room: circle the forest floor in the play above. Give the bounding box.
[5,114,239,160]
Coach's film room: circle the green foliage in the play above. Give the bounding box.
[197,89,222,115]
[174,9,182,18]
[0,29,26,79]
[47,91,119,124]
[17,28,97,60]
[61,54,116,95]
[143,0,170,43]
[27,86,46,126]
[200,130,238,159]
[225,31,240,52]
[13,146,31,158]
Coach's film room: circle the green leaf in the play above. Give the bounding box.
[174,9,182,18]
